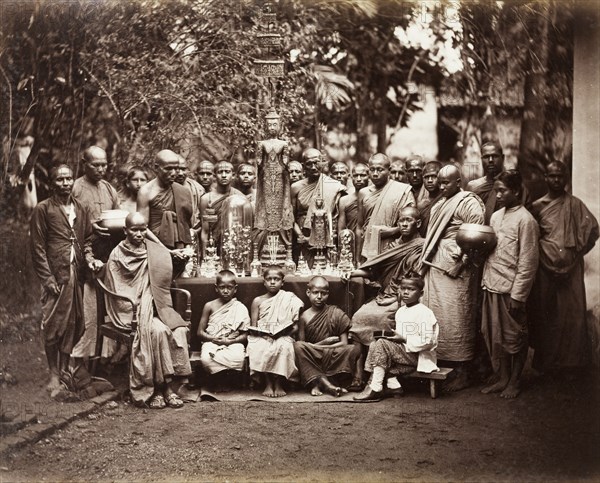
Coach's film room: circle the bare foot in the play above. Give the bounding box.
[444,369,470,392]
[481,379,509,394]
[262,380,275,397]
[500,383,520,399]
[484,372,500,385]
[311,386,323,396]
[334,387,348,397]
[46,374,61,393]
[319,377,345,397]
[273,380,287,397]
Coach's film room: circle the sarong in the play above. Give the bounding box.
[364,339,418,375]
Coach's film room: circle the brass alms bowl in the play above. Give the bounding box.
[456,223,497,253]
[98,209,130,233]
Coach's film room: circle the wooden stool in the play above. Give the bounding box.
[408,367,453,398]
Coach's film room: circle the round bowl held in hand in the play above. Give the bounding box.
[456,223,497,254]
[98,209,130,233]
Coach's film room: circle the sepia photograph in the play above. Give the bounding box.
[0,0,598,481]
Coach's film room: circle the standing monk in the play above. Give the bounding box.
[419,161,443,237]
[420,164,485,391]
[356,153,415,262]
[196,160,215,192]
[175,154,205,229]
[330,161,354,194]
[338,163,369,234]
[466,141,530,224]
[529,161,599,372]
[288,160,304,184]
[291,148,346,265]
[137,149,193,250]
[198,161,243,259]
[406,156,429,209]
[390,160,406,183]
[236,163,257,207]
[71,146,119,361]
[30,165,88,394]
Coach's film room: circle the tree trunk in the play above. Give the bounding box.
[518,3,550,200]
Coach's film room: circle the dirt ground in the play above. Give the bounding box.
[1,339,599,482]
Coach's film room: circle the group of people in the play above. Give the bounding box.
[30,139,598,406]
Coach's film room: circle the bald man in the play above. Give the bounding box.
[291,148,346,266]
[137,150,194,249]
[330,161,354,194]
[196,160,215,192]
[420,164,485,391]
[528,161,599,372]
[294,276,362,396]
[175,154,205,228]
[100,212,191,408]
[390,160,406,183]
[405,156,429,209]
[288,160,304,184]
[71,146,120,360]
[236,163,257,206]
[198,161,244,259]
[419,161,443,237]
[338,163,368,234]
[357,153,415,262]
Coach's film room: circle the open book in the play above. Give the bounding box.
[246,320,295,338]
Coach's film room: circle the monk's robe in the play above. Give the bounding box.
[413,184,430,210]
[294,305,361,386]
[247,290,304,380]
[30,196,88,354]
[200,298,250,374]
[418,193,442,237]
[295,174,346,232]
[104,239,191,404]
[361,180,415,260]
[343,194,359,232]
[528,193,599,371]
[466,176,531,224]
[420,190,485,362]
[183,178,205,229]
[350,237,424,346]
[148,182,193,249]
[71,176,120,358]
[481,206,539,371]
[201,188,243,250]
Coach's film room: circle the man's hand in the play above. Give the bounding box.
[171,248,192,261]
[45,280,61,296]
[92,222,111,238]
[297,233,308,245]
[385,330,405,343]
[88,260,104,273]
[508,298,525,316]
[320,336,340,345]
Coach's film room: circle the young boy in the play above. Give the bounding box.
[197,270,250,377]
[295,276,362,397]
[354,272,438,402]
[481,170,539,398]
[247,266,304,397]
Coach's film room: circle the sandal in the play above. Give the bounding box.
[165,393,184,409]
[149,394,166,409]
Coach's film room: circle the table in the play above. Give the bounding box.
[174,275,364,350]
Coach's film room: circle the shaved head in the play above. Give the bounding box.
[125,212,147,228]
[546,160,568,174]
[399,206,421,220]
[368,153,391,169]
[438,164,460,180]
[156,149,179,166]
[302,148,321,162]
[308,275,329,290]
[82,146,106,163]
[198,160,214,171]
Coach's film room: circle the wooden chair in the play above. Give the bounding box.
[91,278,192,375]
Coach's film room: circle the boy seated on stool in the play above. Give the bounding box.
[247,266,304,397]
[197,270,250,380]
[354,272,439,402]
[295,276,362,397]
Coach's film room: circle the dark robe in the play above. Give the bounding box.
[344,196,359,232]
[528,193,599,370]
[149,183,193,248]
[294,305,361,386]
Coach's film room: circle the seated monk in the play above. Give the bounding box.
[348,207,424,347]
[137,149,193,250]
[247,266,304,397]
[101,213,192,409]
[197,270,249,376]
[294,276,362,397]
